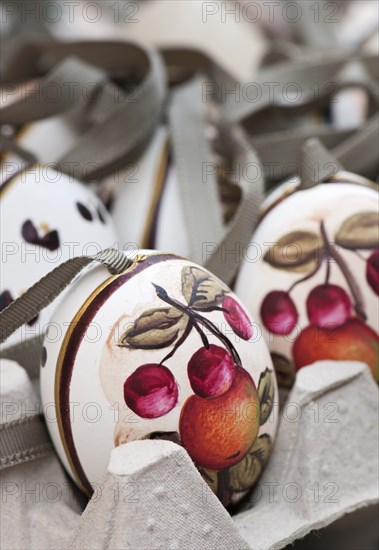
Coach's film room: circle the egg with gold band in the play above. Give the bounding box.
[235,172,379,386]
[40,251,278,507]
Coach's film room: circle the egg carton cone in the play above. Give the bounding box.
[1,358,378,550]
[234,360,379,549]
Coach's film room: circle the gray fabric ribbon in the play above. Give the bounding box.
[0,415,52,470]
[0,248,132,470]
[1,40,167,181]
[0,248,131,345]
[223,54,379,185]
[168,77,265,285]
[168,77,224,266]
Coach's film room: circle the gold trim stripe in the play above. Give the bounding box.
[54,271,123,494]
[141,136,170,248]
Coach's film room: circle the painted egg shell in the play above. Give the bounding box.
[0,113,79,185]
[111,125,241,259]
[40,252,278,506]
[0,165,118,347]
[235,181,379,384]
[111,126,190,257]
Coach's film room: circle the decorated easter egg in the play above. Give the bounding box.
[0,114,79,184]
[235,174,379,384]
[110,125,243,258]
[110,125,198,257]
[40,251,278,506]
[0,165,118,347]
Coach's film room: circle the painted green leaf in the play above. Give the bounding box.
[258,368,275,425]
[335,211,379,250]
[142,431,181,445]
[199,467,218,494]
[228,434,272,492]
[181,266,228,310]
[271,352,296,389]
[264,231,323,272]
[119,307,188,350]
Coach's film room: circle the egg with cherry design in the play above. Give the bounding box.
[0,165,118,349]
[40,252,278,506]
[235,179,379,386]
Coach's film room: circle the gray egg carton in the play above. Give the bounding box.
[1,360,378,550]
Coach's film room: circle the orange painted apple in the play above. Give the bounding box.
[179,367,260,470]
[293,318,379,382]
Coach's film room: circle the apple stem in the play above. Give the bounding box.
[320,221,367,321]
[287,254,324,294]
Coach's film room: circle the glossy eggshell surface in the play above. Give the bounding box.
[0,115,79,184]
[40,253,278,506]
[235,182,379,384]
[0,166,118,347]
[110,126,190,256]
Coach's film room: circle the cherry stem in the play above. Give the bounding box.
[192,321,210,349]
[159,321,194,365]
[324,255,331,285]
[192,306,228,313]
[354,250,366,261]
[153,284,242,367]
[288,253,324,294]
[192,313,242,367]
[320,221,367,321]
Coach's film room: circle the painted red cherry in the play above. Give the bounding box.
[124,364,178,419]
[306,284,351,329]
[187,344,236,398]
[223,295,253,340]
[366,250,379,296]
[260,291,298,335]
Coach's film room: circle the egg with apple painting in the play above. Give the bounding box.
[40,252,278,507]
[235,178,379,386]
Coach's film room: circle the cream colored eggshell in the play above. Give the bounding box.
[110,126,190,256]
[0,114,79,184]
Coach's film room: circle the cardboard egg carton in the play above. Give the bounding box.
[1,359,378,550]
